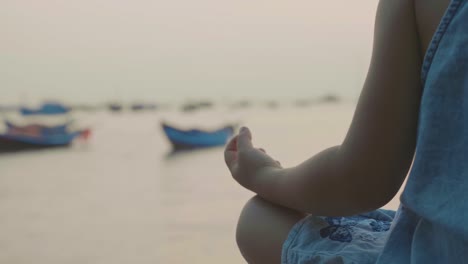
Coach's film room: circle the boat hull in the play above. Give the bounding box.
[161,123,234,150]
[0,137,71,153]
[0,132,81,153]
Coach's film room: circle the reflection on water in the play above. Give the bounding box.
[164,147,225,161]
[0,104,400,263]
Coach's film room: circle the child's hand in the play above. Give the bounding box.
[224,127,282,189]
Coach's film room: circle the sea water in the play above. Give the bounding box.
[0,103,400,264]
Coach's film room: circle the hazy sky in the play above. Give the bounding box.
[1,0,378,104]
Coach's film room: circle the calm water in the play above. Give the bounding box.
[0,104,400,263]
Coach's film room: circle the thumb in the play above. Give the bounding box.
[237,127,253,150]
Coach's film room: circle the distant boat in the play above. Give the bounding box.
[161,122,235,150]
[130,103,158,112]
[20,102,70,116]
[318,94,340,104]
[181,100,214,113]
[131,104,145,111]
[108,103,123,112]
[0,122,89,152]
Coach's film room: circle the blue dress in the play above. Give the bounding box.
[282,1,468,263]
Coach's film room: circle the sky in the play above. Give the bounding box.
[1,0,378,104]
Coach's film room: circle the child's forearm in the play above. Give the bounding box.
[248,146,393,216]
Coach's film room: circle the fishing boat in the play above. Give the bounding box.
[161,122,235,150]
[20,102,70,116]
[0,122,90,152]
[108,103,123,112]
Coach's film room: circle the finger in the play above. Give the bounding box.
[237,127,253,150]
[224,150,237,169]
[224,136,238,168]
[225,135,238,152]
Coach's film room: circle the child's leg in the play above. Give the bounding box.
[236,196,306,264]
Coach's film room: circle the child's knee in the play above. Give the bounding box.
[236,197,261,250]
[236,196,305,263]
[236,196,262,262]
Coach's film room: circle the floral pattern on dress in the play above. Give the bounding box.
[319,216,392,243]
[370,219,392,232]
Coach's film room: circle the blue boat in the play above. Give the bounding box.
[5,121,70,134]
[0,122,89,152]
[161,122,234,150]
[20,102,70,116]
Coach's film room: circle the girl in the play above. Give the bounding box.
[225,0,468,263]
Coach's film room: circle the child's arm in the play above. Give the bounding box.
[225,0,422,216]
